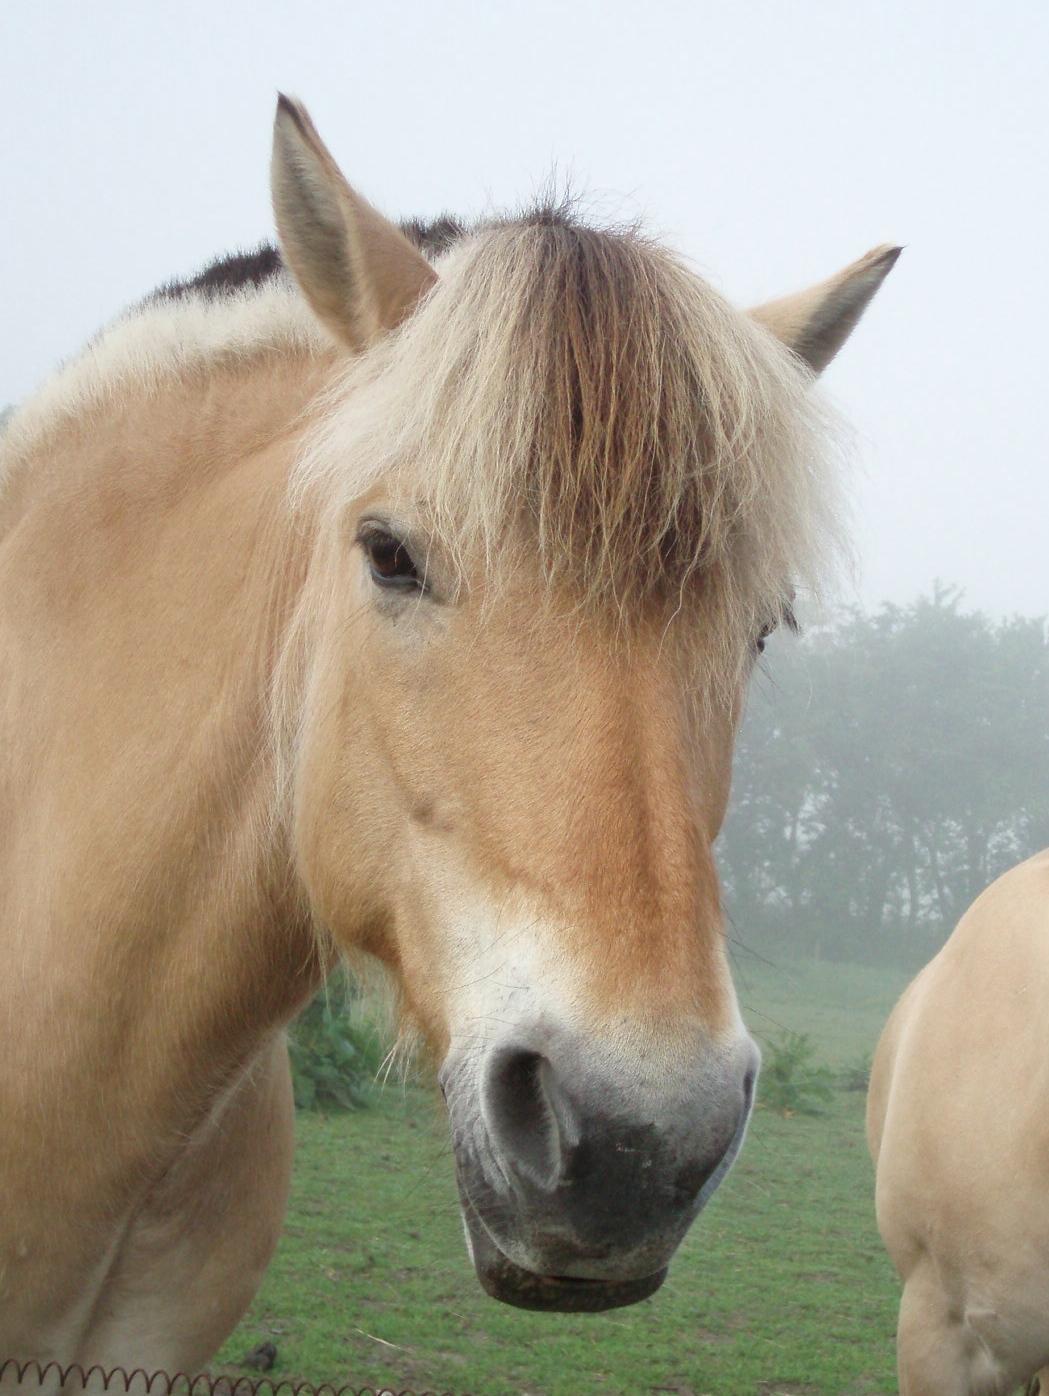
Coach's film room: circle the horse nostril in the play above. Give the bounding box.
[482,1046,568,1190]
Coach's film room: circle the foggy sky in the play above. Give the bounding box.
[3,1,1046,617]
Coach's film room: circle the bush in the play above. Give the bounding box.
[288,970,389,1112]
[758,1031,835,1115]
[839,1052,872,1092]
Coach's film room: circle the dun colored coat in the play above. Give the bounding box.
[0,96,897,1373]
[870,850,1049,1396]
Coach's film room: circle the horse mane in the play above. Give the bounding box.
[148,218,467,305]
[296,201,846,678]
[151,243,286,302]
[5,199,844,690]
[0,216,466,482]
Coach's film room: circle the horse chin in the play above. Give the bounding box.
[462,1208,668,1313]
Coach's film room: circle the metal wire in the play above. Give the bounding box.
[0,1361,473,1396]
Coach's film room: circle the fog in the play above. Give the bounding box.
[3,16,1048,1385]
[723,593,1049,968]
[3,0,1046,616]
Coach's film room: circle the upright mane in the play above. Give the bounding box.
[297,203,844,671]
[0,218,467,484]
[149,217,465,304]
[5,200,844,685]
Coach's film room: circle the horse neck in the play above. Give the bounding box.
[1,349,336,1139]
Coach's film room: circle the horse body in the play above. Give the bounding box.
[0,96,897,1367]
[0,346,331,1365]
[869,850,1049,1395]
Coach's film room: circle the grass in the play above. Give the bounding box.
[728,955,912,1070]
[214,960,912,1396]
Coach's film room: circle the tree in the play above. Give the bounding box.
[719,588,1049,965]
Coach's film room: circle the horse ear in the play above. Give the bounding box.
[749,244,902,374]
[271,94,437,351]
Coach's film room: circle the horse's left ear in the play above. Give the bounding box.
[749,244,902,374]
[271,94,437,351]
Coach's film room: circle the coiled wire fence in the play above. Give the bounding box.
[0,1362,471,1396]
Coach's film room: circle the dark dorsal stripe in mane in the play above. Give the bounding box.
[147,207,617,306]
[150,217,468,305]
[152,244,284,302]
[401,216,467,255]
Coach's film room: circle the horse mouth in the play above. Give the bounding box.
[462,1203,668,1312]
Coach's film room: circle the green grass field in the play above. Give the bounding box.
[214,958,914,1396]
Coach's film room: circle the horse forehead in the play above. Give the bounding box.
[441,600,701,725]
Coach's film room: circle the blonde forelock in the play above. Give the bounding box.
[294,205,848,691]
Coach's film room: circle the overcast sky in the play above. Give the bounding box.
[4,1,1046,617]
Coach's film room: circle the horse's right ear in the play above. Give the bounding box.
[271,95,437,351]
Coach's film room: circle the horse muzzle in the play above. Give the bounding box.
[440,1028,759,1312]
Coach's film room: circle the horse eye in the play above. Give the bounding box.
[360,529,422,590]
[755,598,800,654]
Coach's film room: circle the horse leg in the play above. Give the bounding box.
[75,1037,295,1375]
[896,1270,1014,1396]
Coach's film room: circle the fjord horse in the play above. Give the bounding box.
[869,850,1049,1395]
[0,95,898,1371]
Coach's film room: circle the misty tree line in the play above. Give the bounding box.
[718,585,1049,966]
